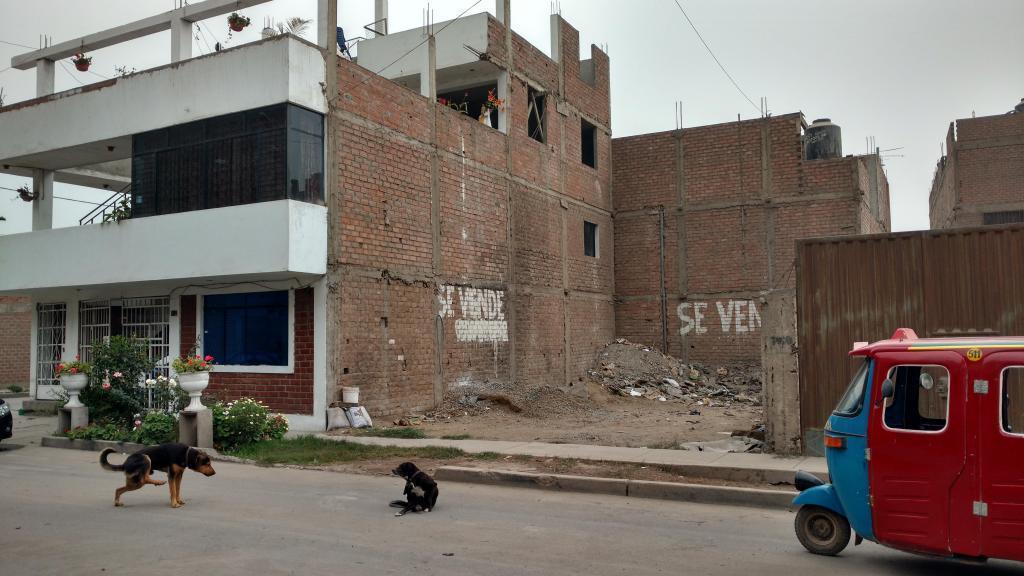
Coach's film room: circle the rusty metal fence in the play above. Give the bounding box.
[797,224,1024,446]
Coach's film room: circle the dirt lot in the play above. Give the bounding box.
[414,382,762,448]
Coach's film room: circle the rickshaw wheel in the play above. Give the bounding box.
[795,505,851,556]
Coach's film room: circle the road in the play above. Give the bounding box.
[1,444,1021,576]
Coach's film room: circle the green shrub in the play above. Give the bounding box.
[355,427,425,439]
[64,423,132,442]
[210,398,289,450]
[8,384,23,393]
[80,336,154,426]
[132,412,177,445]
[265,413,290,441]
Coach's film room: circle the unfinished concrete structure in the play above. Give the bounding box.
[930,99,1024,229]
[612,114,891,367]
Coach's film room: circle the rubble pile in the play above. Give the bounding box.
[588,339,763,405]
[425,381,594,420]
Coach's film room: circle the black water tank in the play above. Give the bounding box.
[805,118,842,160]
[1015,98,1024,113]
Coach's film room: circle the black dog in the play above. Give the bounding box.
[390,462,438,516]
[100,443,216,508]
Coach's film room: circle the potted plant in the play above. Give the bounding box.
[172,353,215,412]
[479,89,505,124]
[71,53,92,72]
[227,12,251,32]
[56,356,92,408]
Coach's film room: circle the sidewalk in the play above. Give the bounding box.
[317,434,827,486]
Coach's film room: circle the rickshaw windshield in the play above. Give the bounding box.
[834,360,869,417]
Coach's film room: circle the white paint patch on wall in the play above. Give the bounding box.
[678,300,762,336]
[438,285,508,343]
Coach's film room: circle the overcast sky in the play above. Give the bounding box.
[1,0,1022,233]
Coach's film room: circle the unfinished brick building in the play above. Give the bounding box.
[327,11,613,416]
[0,296,31,390]
[930,99,1024,229]
[613,115,890,365]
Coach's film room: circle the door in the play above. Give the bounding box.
[868,351,968,555]
[978,352,1024,562]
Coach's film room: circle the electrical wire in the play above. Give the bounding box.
[0,39,35,49]
[669,0,761,114]
[3,187,109,207]
[57,60,85,86]
[338,0,485,100]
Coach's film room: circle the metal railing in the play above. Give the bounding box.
[79,184,131,225]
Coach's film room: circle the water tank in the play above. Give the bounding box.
[805,118,842,160]
[1015,98,1024,113]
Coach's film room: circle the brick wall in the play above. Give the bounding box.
[0,296,31,389]
[612,114,889,365]
[930,112,1024,228]
[327,14,614,417]
[179,290,314,414]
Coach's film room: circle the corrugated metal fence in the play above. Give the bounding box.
[797,224,1024,444]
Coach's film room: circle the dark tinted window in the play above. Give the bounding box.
[203,291,288,366]
[131,104,323,217]
[833,361,868,417]
[584,221,598,257]
[1003,367,1024,434]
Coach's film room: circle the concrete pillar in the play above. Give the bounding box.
[317,0,333,50]
[761,289,802,455]
[58,406,89,433]
[374,0,388,36]
[170,16,192,62]
[31,168,54,231]
[549,14,561,63]
[420,35,436,99]
[497,72,510,134]
[496,0,509,26]
[179,409,213,448]
[36,59,55,97]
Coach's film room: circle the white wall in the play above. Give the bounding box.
[0,36,326,167]
[0,200,326,293]
[356,12,489,80]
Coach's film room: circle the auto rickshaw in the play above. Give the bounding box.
[793,328,1024,563]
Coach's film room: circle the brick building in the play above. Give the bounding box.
[930,99,1024,229]
[0,296,31,390]
[0,1,612,426]
[612,114,890,365]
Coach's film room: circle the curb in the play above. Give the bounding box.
[40,436,228,460]
[435,466,795,510]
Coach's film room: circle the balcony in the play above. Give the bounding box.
[0,34,326,174]
[0,200,326,294]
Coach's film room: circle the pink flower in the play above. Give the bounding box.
[112,371,123,378]
[134,419,142,427]
[69,367,78,374]
[205,355,214,362]
[102,382,111,390]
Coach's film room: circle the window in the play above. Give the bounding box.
[527,87,546,143]
[833,361,868,417]
[1003,367,1024,435]
[132,104,324,218]
[36,303,66,389]
[437,84,500,129]
[983,210,1024,226]
[882,365,950,432]
[581,119,597,168]
[584,221,598,258]
[203,291,289,367]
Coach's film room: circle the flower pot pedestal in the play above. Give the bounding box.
[57,406,89,435]
[178,408,213,448]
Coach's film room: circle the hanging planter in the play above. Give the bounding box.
[227,12,251,32]
[71,52,92,72]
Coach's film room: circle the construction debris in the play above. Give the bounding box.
[588,339,763,405]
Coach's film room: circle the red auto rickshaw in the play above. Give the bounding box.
[793,329,1024,563]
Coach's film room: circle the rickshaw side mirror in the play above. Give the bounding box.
[881,378,895,400]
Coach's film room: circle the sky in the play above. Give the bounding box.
[1,0,1022,233]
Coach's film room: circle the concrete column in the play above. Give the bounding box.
[31,168,54,231]
[761,289,802,455]
[549,14,561,63]
[497,72,510,134]
[374,0,388,36]
[496,0,509,26]
[420,35,436,99]
[36,59,55,97]
[317,0,334,50]
[170,16,192,62]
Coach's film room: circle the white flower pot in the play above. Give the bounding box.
[60,373,89,408]
[177,372,210,412]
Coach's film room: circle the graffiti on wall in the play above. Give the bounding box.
[438,285,508,343]
[677,300,762,336]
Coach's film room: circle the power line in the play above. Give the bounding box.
[0,39,35,49]
[668,0,760,114]
[57,60,85,86]
[2,186,109,207]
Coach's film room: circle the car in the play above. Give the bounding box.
[0,398,12,441]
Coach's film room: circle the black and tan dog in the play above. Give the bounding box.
[390,461,439,516]
[100,443,216,508]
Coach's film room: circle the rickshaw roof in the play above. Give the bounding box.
[850,328,1024,357]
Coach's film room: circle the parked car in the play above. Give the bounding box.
[0,398,11,441]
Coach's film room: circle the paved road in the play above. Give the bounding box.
[1,445,1021,576]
